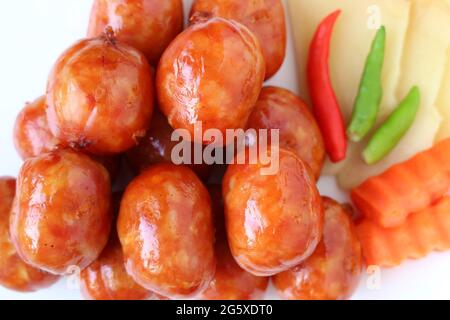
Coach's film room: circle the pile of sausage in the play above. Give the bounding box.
[0,0,362,300]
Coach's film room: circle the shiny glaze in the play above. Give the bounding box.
[81,193,159,300]
[10,150,112,275]
[47,35,154,155]
[81,231,162,300]
[247,87,325,178]
[223,148,323,276]
[198,186,269,300]
[273,197,362,300]
[190,0,286,80]
[156,17,265,145]
[0,177,58,292]
[13,96,60,160]
[117,164,215,298]
[126,111,211,180]
[13,95,120,180]
[88,0,183,65]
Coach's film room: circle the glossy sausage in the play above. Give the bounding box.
[247,86,325,178]
[47,33,154,155]
[0,177,59,292]
[223,148,323,276]
[88,0,183,65]
[13,96,59,160]
[117,164,215,298]
[273,197,362,300]
[10,150,112,275]
[80,231,163,300]
[13,95,120,180]
[197,185,269,300]
[190,0,286,80]
[156,17,265,145]
[126,111,211,180]
[81,192,160,300]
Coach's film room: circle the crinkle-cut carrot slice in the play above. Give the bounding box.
[356,196,450,268]
[351,138,450,228]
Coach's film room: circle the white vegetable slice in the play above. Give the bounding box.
[337,107,441,189]
[436,49,450,141]
[396,0,450,109]
[287,0,410,121]
[287,0,411,176]
[337,0,449,189]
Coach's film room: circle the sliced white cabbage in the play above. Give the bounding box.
[289,0,449,188]
[288,0,410,176]
[336,0,449,189]
[287,0,410,120]
[436,49,450,141]
[337,107,441,189]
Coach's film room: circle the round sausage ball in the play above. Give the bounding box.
[223,148,323,276]
[273,197,362,300]
[156,17,265,145]
[46,33,154,155]
[13,96,60,160]
[81,231,162,300]
[190,0,286,80]
[10,150,112,275]
[0,177,59,292]
[88,0,184,65]
[81,192,159,300]
[118,164,215,298]
[247,87,325,178]
[126,111,211,180]
[197,186,269,300]
[12,95,120,180]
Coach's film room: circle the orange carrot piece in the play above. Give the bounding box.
[356,196,450,267]
[351,138,450,227]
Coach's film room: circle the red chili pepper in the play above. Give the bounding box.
[307,10,347,163]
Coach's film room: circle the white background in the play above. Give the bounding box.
[0,0,449,300]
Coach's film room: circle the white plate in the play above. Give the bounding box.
[0,0,449,300]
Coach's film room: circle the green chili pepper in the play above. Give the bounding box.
[363,86,420,165]
[347,26,386,142]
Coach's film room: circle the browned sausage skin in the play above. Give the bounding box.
[197,186,269,300]
[247,86,325,178]
[46,33,154,155]
[223,148,324,276]
[273,197,362,300]
[190,0,286,80]
[117,164,215,298]
[13,95,121,180]
[0,177,59,292]
[10,150,112,275]
[80,231,163,300]
[13,96,59,160]
[81,193,163,300]
[156,17,265,145]
[126,111,211,180]
[88,0,184,65]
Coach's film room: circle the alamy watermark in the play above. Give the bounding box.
[366,265,382,291]
[170,121,280,176]
[367,5,382,30]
